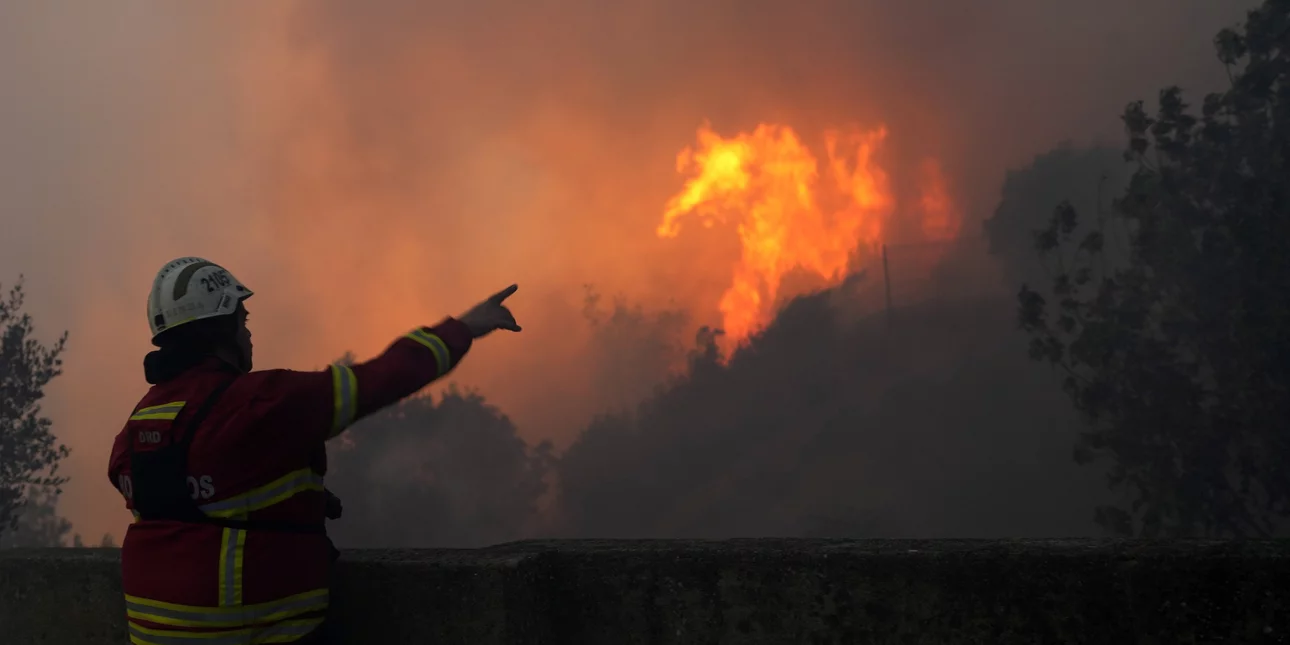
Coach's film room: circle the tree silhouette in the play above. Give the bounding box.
[1018,2,1290,537]
[324,386,553,547]
[0,277,70,536]
[0,485,72,548]
[984,145,1131,290]
[557,289,1107,539]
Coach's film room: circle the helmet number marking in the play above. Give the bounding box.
[200,270,233,294]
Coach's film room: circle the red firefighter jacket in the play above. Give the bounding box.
[107,319,473,645]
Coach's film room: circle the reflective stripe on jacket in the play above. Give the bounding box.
[108,319,473,644]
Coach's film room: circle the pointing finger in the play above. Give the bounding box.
[490,284,519,304]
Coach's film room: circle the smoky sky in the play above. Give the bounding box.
[0,0,1256,542]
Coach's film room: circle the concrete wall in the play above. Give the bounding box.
[2,539,1287,644]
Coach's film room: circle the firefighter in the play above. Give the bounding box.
[107,257,520,644]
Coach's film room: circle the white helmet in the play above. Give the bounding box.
[147,257,254,339]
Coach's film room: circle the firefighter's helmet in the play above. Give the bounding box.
[147,257,254,339]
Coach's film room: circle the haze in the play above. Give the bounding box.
[0,0,1255,543]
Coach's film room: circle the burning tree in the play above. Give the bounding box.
[657,122,961,352]
[0,277,70,537]
[1018,2,1290,537]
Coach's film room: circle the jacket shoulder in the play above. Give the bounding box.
[223,368,333,445]
[240,367,319,386]
[234,368,332,403]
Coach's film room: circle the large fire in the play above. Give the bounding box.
[658,122,958,345]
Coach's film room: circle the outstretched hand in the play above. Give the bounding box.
[459,284,522,339]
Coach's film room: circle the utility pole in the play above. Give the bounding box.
[882,243,892,329]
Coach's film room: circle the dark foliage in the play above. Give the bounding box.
[0,485,71,548]
[1018,2,1290,537]
[0,277,69,536]
[324,386,553,547]
[556,290,1109,539]
[984,145,1132,289]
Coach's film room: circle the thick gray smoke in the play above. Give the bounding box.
[0,0,1257,542]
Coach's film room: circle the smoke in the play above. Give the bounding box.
[324,388,553,548]
[0,0,1256,541]
[555,291,1115,539]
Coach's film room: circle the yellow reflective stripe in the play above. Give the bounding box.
[328,364,358,436]
[126,593,327,629]
[127,616,324,644]
[233,533,246,607]
[218,523,247,607]
[198,468,324,518]
[254,620,327,644]
[124,589,328,628]
[130,401,187,421]
[405,328,450,376]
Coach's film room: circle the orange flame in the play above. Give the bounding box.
[657,122,896,344]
